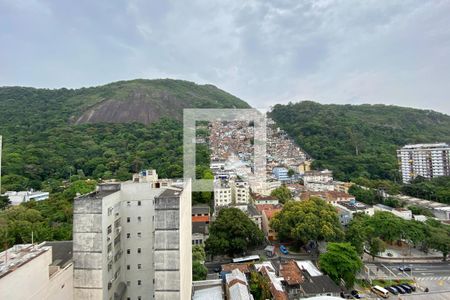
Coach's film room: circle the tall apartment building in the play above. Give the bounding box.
[73,178,192,300]
[0,242,73,300]
[397,143,450,183]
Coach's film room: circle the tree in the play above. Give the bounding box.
[192,260,207,281]
[0,196,11,210]
[368,237,386,260]
[319,242,363,288]
[192,245,206,262]
[205,207,264,257]
[270,185,292,204]
[287,168,295,178]
[270,197,344,246]
[345,214,370,255]
[249,271,271,300]
[427,228,450,261]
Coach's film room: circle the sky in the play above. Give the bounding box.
[1,0,449,115]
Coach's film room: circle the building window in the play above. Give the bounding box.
[126,281,130,287]
[137,232,142,238]
[137,248,141,254]
[107,225,112,235]
[138,216,142,222]
[138,264,142,269]
[127,233,131,238]
[127,217,131,223]
[127,249,130,254]
[127,265,130,270]
[138,201,142,206]
[138,297,141,300]
[127,201,131,206]
[138,280,142,286]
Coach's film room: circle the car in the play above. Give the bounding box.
[403,283,416,292]
[213,266,221,273]
[399,284,412,293]
[394,285,406,294]
[350,290,361,299]
[387,252,393,257]
[398,266,412,272]
[279,245,289,255]
[386,286,399,295]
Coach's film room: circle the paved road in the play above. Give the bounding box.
[371,262,450,279]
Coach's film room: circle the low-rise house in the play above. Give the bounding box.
[300,191,355,205]
[374,204,413,220]
[279,260,304,297]
[256,204,283,241]
[225,269,254,300]
[303,170,334,192]
[413,214,428,222]
[254,195,279,205]
[335,200,374,216]
[295,260,340,298]
[192,204,210,245]
[255,261,288,300]
[192,279,224,300]
[5,190,49,205]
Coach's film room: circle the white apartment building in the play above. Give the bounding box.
[0,242,73,300]
[73,179,192,300]
[303,170,334,192]
[214,179,250,207]
[233,180,250,204]
[214,180,232,207]
[397,143,450,183]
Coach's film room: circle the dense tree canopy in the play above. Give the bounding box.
[270,197,344,245]
[270,185,292,204]
[319,242,363,288]
[402,176,450,204]
[269,101,450,182]
[205,207,264,257]
[346,211,450,260]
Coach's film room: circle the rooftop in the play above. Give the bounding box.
[280,260,304,285]
[0,243,49,279]
[43,241,73,268]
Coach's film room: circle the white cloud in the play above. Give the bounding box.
[0,0,449,114]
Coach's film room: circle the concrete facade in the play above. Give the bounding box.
[0,243,73,300]
[397,143,450,183]
[73,179,191,300]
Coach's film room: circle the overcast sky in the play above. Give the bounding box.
[1,0,449,114]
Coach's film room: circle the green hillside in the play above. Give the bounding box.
[269,101,450,182]
[0,79,250,191]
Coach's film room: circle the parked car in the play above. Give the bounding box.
[350,290,361,299]
[394,285,406,294]
[399,284,412,293]
[386,286,399,295]
[398,266,412,272]
[279,245,289,255]
[403,283,416,292]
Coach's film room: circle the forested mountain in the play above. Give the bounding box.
[0,79,250,192]
[269,101,450,182]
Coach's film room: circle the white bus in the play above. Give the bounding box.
[371,285,390,298]
[232,255,260,263]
